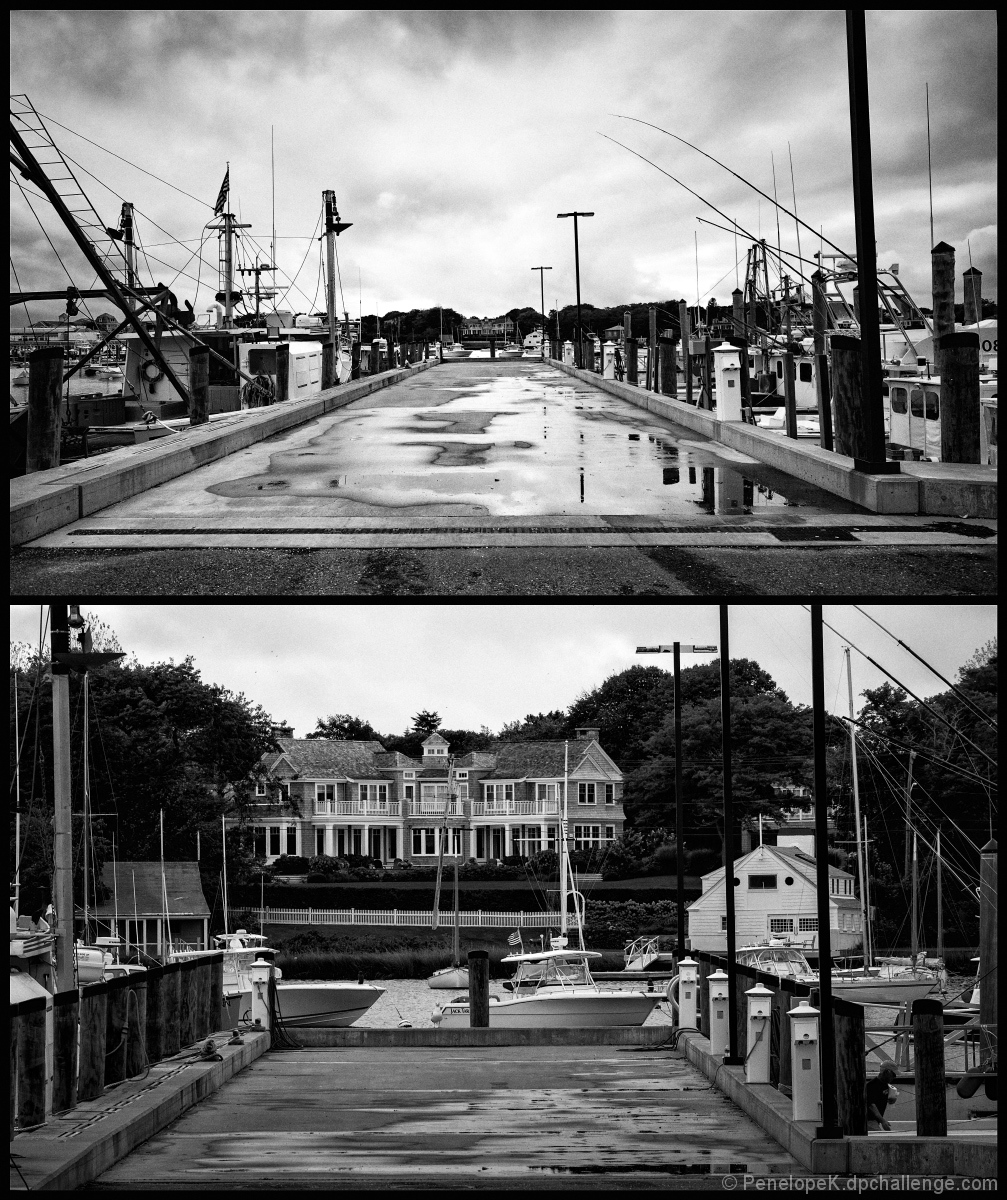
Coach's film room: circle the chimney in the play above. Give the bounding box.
[574,727,601,741]
[271,722,294,740]
[963,266,982,327]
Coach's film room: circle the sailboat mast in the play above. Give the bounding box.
[560,742,569,938]
[911,831,919,968]
[222,813,230,937]
[936,827,943,964]
[845,648,869,969]
[83,672,90,945]
[14,672,21,919]
[452,859,460,968]
[112,833,119,958]
[863,816,873,967]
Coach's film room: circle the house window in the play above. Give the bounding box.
[286,826,297,855]
[604,784,615,804]
[360,784,388,803]
[422,783,449,803]
[456,782,469,800]
[748,874,777,889]
[279,783,290,805]
[403,771,416,779]
[485,783,513,804]
[455,771,468,779]
[254,827,267,857]
[255,781,267,797]
[770,917,794,934]
[578,783,596,805]
[537,784,557,802]
[605,825,615,842]
[573,824,602,848]
[315,784,334,814]
[269,827,281,856]
[721,916,728,931]
[404,785,415,800]
[316,828,325,856]
[412,828,438,855]
[799,917,818,932]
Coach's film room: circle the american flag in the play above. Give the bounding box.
[507,931,522,947]
[214,167,229,216]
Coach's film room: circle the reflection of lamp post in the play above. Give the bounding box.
[635,640,717,959]
[557,212,593,367]
[531,266,552,359]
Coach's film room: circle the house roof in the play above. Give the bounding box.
[270,738,388,778]
[84,861,210,920]
[422,732,449,746]
[482,740,612,779]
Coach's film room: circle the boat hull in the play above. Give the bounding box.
[224,981,384,1028]
[436,989,658,1029]
[427,967,469,990]
[831,976,938,1006]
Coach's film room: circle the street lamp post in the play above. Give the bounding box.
[531,266,552,360]
[557,212,593,368]
[636,641,717,961]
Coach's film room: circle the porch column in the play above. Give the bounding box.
[325,824,334,856]
[363,824,370,859]
[539,823,547,854]
[280,822,287,857]
[504,826,512,857]
[203,917,209,950]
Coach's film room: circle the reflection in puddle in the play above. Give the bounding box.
[206,366,850,517]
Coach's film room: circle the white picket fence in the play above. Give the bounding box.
[245,907,560,929]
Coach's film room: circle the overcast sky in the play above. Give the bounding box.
[10,11,997,329]
[9,604,996,740]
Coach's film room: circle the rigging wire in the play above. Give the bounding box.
[10,255,36,335]
[840,716,996,795]
[851,606,997,731]
[276,205,323,311]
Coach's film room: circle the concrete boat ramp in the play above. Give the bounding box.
[85,1042,805,1190]
[11,361,996,595]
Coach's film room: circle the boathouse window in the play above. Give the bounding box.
[578,782,597,805]
[890,386,908,414]
[422,784,449,805]
[721,917,728,931]
[403,771,415,779]
[455,782,469,800]
[799,362,813,383]
[770,917,794,934]
[748,874,777,889]
[605,825,615,841]
[455,771,468,779]
[799,917,818,932]
[604,784,615,804]
[573,824,609,848]
[485,784,514,805]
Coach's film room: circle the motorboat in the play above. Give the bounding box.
[736,940,938,1006]
[174,930,385,1028]
[428,966,469,990]
[432,947,660,1029]
[756,407,821,438]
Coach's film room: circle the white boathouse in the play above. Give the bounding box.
[686,843,862,956]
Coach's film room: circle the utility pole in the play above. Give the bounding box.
[557,211,593,368]
[719,606,742,1065]
[531,266,552,359]
[636,640,718,959]
[51,604,74,993]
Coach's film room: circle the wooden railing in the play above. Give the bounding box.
[247,906,559,929]
[10,953,225,1137]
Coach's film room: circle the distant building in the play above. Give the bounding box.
[78,860,211,959]
[236,727,626,866]
[462,316,515,340]
[94,313,120,332]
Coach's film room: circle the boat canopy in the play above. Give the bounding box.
[501,949,603,964]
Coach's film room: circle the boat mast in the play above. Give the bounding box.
[911,831,919,969]
[14,672,21,920]
[863,816,873,967]
[160,808,172,959]
[560,742,569,940]
[112,833,119,958]
[83,671,90,946]
[222,813,230,937]
[936,827,943,964]
[845,647,869,970]
[452,859,460,968]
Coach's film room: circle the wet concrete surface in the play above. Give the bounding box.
[89,1046,806,1189]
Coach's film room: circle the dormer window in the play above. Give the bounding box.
[255,781,267,797]
[403,771,416,779]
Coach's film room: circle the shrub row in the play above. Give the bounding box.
[231,884,682,910]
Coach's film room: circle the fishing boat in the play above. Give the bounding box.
[432,741,660,1028]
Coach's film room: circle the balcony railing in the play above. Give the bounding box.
[471,799,561,817]
[313,800,400,818]
[409,800,463,817]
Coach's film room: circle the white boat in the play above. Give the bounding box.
[96,365,123,380]
[426,802,469,991]
[736,941,938,1007]
[175,930,385,1028]
[432,740,659,1028]
[756,407,821,438]
[428,966,469,990]
[433,948,659,1028]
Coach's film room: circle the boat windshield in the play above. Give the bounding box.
[740,948,811,976]
[513,956,593,989]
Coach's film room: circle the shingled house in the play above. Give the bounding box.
[239,727,625,866]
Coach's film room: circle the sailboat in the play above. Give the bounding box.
[431,742,661,1028]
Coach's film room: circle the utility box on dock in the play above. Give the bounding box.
[677,957,698,1030]
[713,346,743,421]
[708,969,729,1059]
[745,983,773,1085]
[788,1000,821,1122]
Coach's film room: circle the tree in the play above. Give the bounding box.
[498,710,569,741]
[306,714,380,741]
[411,710,442,736]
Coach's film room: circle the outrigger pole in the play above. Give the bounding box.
[10,120,192,408]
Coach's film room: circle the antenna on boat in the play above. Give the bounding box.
[112,832,119,960]
[925,83,934,249]
[787,143,803,300]
[771,152,783,318]
[271,126,276,299]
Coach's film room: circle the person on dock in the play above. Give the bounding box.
[865,1066,899,1131]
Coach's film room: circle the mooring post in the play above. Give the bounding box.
[78,982,108,1102]
[188,344,209,425]
[938,332,981,463]
[624,311,637,385]
[659,332,677,398]
[9,1009,16,1142]
[931,241,956,377]
[468,950,490,1028]
[679,302,692,405]
[26,345,64,472]
[144,964,165,1063]
[912,997,947,1136]
[962,265,982,327]
[783,350,798,438]
[16,997,47,1128]
[163,962,182,1057]
[209,952,224,1034]
[979,839,996,1068]
[52,987,79,1113]
[125,976,147,1079]
[489,336,496,359]
[104,975,129,1085]
[351,340,361,380]
[833,996,867,1135]
[648,306,657,390]
[828,334,862,458]
[811,270,835,450]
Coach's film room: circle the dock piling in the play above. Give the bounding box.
[937,333,981,463]
[26,345,64,472]
[125,977,147,1078]
[911,998,947,1136]
[783,350,798,438]
[963,265,982,327]
[104,976,130,1085]
[78,982,108,1102]
[189,345,209,425]
[467,950,490,1028]
[811,271,834,450]
[15,996,48,1128]
[833,996,867,1135]
[145,965,165,1063]
[163,962,181,1057]
[52,988,78,1113]
[679,302,692,405]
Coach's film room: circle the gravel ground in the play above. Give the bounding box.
[9,544,998,596]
